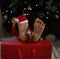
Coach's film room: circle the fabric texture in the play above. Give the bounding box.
[15,15,28,24]
[1,40,52,59]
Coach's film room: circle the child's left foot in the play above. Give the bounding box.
[34,18,45,42]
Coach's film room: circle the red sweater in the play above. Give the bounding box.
[12,26,19,36]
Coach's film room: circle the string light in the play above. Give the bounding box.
[24,1,27,4]
[6,10,8,13]
[24,8,26,10]
[28,0,32,10]
[24,13,26,16]
[8,21,10,23]
[10,11,12,13]
[27,13,29,15]
[40,16,43,18]
[55,15,59,19]
[3,15,8,19]
[28,4,32,10]
[56,10,59,13]
[36,4,38,7]
[46,16,48,19]
[47,12,49,14]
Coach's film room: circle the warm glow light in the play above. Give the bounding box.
[28,6,32,10]
[24,8,26,10]
[40,16,43,18]
[46,17,48,19]
[47,12,49,14]
[55,15,59,19]
[56,11,59,13]
[3,15,8,19]
[10,11,12,13]
[36,4,38,7]
[6,10,8,12]
[8,21,10,23]
[24,13,26,15]
[28,4,32,10]
[27,13,29,15]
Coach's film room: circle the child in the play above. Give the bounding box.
[12,16,45,42]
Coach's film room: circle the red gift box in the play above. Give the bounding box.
[1,40,52,59]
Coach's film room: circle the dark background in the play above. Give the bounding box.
[0,0,60,39]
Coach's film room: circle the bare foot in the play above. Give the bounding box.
[34,18,45,42]
[18,22,28,41]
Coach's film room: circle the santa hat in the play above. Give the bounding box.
[15,15,28,24]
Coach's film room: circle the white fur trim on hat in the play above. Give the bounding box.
[19,20,28,24]
[15,18,19,23]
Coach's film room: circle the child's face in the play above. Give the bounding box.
[18,22,28,41]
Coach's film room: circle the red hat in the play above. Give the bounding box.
[15,15,28,24]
